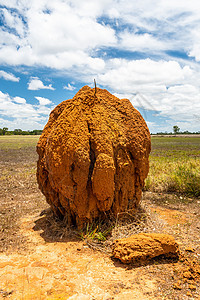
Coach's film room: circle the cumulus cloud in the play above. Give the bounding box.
[0,90,52,130]
[0,70,20,82]
[97,59,193,93]
[189,29,200,61]
[1,7,26,37]
[35,96,52,106]
[119,31,166,52]
[63,83,76,91]
[28,77,55,90]
[93,58,200,131]
[0,0,116,70]
[0,0,199,69]
[13,96,26,104]
[0,90,38,118]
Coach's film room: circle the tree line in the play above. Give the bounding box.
[152,125,200,135]
[153,131,200,135]
[0,127,43,135]
[1,126,199,136]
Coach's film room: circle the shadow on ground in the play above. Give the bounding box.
[33,209,78,243]
[111,253,179,270]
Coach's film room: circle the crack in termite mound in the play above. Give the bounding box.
[37,86,151,228]
[87,122,96,186]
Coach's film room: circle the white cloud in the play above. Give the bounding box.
[0,0,199,70]
[13,96,26,104]
[63,83,76,91]
[96,59,193,93]
[0,70,20,82]
[0,90,53,130]
[2,7,26,36]
[188,28,200,61]
[92,58,200,132]
[28,77,55,90]
[119,31,166,52]
[35,96,52,106]
[0,91,38,118]
[0,1,116,70]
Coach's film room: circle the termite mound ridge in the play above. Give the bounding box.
[36,85,151,228]
[112,233,180,263]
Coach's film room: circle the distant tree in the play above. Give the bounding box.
[22,131,29,135]
[32,129,43,135]
[173,125,180,135]
[2,127,8,135]
[14,129,22,135]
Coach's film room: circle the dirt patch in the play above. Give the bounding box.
[0,214,159,299]
[0,212,199,299]
[0,145,49,253]
[150,207,188,226]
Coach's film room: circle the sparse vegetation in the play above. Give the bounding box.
[145,136,200,197]
[77,221,113,242]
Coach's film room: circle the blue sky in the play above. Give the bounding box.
[0,0,200,133]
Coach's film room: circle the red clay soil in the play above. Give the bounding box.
[37,86,151,228]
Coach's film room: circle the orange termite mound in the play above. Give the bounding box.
[36,86,151,228]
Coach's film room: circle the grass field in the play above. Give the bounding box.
[0,135,39,149]
[145,136,200,197]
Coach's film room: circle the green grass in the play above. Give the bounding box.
[77,221,113,242]
[0,135,40,149]
[145,136,200,197]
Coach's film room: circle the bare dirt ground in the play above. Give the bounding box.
[0,140,199,299]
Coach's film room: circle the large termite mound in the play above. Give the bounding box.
[36,86,151,228]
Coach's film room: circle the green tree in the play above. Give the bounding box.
[32,129,43,135]
[14,129,22,135]
[2,127,8,135]
[173,125,180,135]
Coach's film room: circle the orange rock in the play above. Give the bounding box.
[37,86,151,227]
[112,233,179,263]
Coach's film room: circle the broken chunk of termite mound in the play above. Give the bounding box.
[112,233,180,264]
[36,85,151,228]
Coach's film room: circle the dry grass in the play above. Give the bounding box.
[34,200,166,254]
